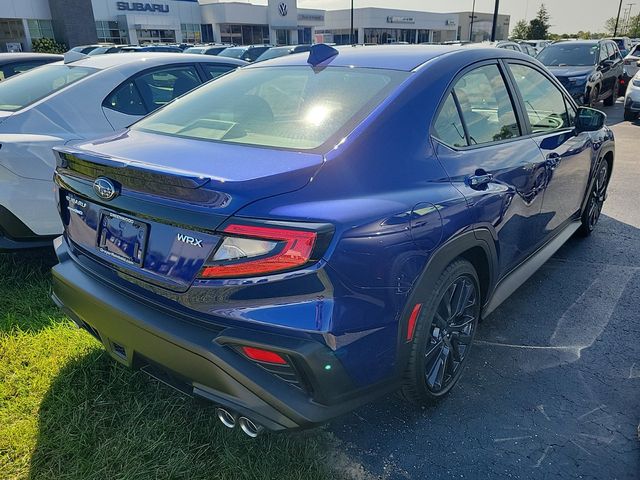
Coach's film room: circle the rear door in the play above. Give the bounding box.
[432,61,550,277]
[505,61,592,235]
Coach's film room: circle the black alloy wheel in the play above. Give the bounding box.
[588,86,599,108]
[579,161,609,236]
[401,259,481,403]
[424,275,478,393]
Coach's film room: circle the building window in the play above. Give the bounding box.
[297,27,311,44]
[315,29,351,45]
[363,28,419,44]
[27,19,55,40]
[136,29,176,44]
[219,24,269,45]
[96,20,127,44]
[181,23,201,43]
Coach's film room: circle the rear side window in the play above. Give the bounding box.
[103,81,146,115]
[135,66,201,109]
[453,64,520,145]
[0,64,95,111]
[509,64,571,134]
[202,64,236,80]
[104,66,201,116]
[433,93,467,147]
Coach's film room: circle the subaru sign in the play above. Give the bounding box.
[116,2,169,13]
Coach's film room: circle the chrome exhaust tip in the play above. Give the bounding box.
[216,407,237,429]
[238,416,264,438]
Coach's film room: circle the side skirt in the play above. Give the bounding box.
[482,220,581,318]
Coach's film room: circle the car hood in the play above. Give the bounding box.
[546,66,594,78]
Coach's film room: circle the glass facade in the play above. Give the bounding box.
[297,27,312,44]
[219,24,269,45]
[96,20,127,44]
[136,29,176,44]
[0,18,26,52]
[363,28,431,44]
[181,23,201,43]
[27,19,55,40]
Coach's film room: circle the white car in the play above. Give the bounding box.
[623,44,640,83]
[624,70,640,121]
[0,53,246,250]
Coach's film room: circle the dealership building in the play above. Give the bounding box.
[0,0,509,52]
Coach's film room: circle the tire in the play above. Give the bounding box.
[624,109,638,121]
[603,81,618,107]
[578,160,609,237]
[587,86,599,107]
[400,259,481,404]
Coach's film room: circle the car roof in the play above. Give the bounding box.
[0,53,63,64]
[63,52,247,70]
[553,40,603,46]
[246,45,471,72]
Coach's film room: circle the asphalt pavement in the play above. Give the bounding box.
[328,99,640,479]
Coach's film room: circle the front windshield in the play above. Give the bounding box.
[0,64,96,111]
[218,48,245,59]
[134,66,409,150]
[537,44,598,66]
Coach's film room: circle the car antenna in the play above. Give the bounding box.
[307,44,339,66]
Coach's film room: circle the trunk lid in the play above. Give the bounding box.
[55,129,324,291]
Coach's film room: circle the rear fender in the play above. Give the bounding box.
[394,229,497,372]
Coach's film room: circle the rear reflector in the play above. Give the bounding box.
[406,303,423,342]
[241,346,287,365]
[201,224,317,278]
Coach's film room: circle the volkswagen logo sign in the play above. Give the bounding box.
[278,2,288,16]
[93,177,118,201]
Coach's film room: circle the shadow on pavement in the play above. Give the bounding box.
[329,214,640,479]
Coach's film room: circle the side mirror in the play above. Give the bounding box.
[575,107,606,133]
[599,59,614,69]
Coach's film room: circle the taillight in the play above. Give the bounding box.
[200,223,330,278]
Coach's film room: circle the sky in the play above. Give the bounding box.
[293,0,627,34]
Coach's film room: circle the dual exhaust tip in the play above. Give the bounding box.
[216,407,264,438]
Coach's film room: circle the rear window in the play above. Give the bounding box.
[537,44,598,66]
[217,48,245,59]
[134,66,408,151]
[0,64,96,111]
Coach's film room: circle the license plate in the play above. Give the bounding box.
[98,211,148,266]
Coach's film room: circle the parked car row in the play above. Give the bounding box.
[66,42,312,63]
[0,43,619,438]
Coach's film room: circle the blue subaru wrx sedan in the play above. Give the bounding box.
[51,45,614,436]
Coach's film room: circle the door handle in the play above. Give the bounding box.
[545,153,561,170]
[466,172,493,188]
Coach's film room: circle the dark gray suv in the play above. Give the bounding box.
[538,40,624,107]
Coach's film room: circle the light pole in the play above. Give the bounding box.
[490,0,500,42]
[469,0,476,42]
[350,0,354,44]
[615,0,624,35]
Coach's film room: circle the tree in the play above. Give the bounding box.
[511,19,529,39]
[604,17,617,35]
[526,3,551,39]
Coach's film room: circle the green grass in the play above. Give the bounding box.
[0,251,341,480]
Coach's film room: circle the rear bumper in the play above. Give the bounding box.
[0,206,56,251]
[51,237,393,431]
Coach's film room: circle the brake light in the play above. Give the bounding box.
[201,224,317,278]
[241,346,287,364]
